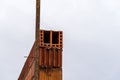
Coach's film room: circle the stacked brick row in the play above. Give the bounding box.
[39,30,63,69]
[39,30,63,48]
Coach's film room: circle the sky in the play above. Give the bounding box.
[1,0,120,80]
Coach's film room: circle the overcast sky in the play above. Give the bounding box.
[1,0,120,80]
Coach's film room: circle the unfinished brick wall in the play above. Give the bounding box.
[18,30,63,80]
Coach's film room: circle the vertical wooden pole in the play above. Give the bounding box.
[35,0,40,80]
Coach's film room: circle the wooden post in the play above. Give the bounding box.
[35,0,40,80]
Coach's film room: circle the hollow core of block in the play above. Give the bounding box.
[44,31,50,43]
[52,32,59,44]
